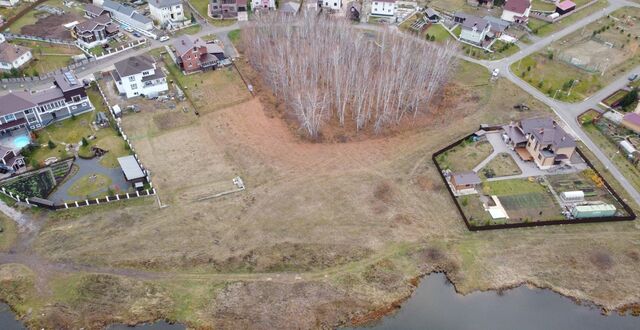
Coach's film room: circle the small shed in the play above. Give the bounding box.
[556,0,576,15]
[619,140,637,157]
[95,111,109,128]
[451,171,481,192]
[571,204,616,218]
[117,155,146,189]
[560,190,585,203]
[425,8,440,22]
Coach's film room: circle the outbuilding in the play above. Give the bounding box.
[556,0,576,15]
[117,155,146,189]
[571,204,617,218]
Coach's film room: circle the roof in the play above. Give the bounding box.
[117,155,145,181]
[557,0,576,10]
[425,8,439,18]
[484,15,509,32]
[623,112,640,126]
[522,117,576,149]
[149,0,181,8]
[102,0,151,24]
[206,43,224,54]
[455,13,490,31]
[173,35,225,58]
[520,117,554,133]
[504,0,530,14]
[114,55,155,77]
[74,14,112,33]
[84,3,106,16]
[503,124,527,144]
[0,42,30,64]
[573,204,616,212]
[140,69,166,82]
[452,171,481,186]
[53,71,82,92]
[0,92,36,116]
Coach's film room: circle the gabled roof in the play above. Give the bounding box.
[484,15,509,32]
[114,55,155,77]
[0,42,30,64]
[0,92,37,116]
[102,0,152,24]
[85,3,107,16]
[452,171,481,186]
[74,14,112,33]
[173,35,202,57]
[149,0,181,8]
[504,0,530,14]
[425,8,439,18]
[521,117,576,150]
[455,12,490,31]
[623,113,640,126]
[53,71,82,92]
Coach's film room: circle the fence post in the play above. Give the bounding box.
[106,196,110,202]
[75,201,79,207]
[116,194,120,200]
[136,190,140,197]
[126,193,130,199]
[96,198,100,204]
[64,202,68,209]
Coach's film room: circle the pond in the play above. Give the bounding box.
[349,273,640,330]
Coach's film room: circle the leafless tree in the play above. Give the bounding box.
[243,13,458,138]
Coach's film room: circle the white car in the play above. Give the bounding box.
[492,68,500,77]
[159,36,170,42]
[124,27,134,33]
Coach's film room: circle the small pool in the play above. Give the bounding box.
[11,136,31,149]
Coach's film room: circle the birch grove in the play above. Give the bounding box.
[243,13,458,138]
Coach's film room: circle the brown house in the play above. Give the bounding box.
[450,171,481,194]
[503,117,576,169]
[172,35,226,73]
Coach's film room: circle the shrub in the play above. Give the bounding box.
[81,137,89,147]
[461,196,469,206]
[47,140,56,149]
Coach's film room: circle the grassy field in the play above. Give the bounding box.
[531,0,557,11]
[479,153,521,179]
[0,214,17,252]
[67,173,113,198]
[426,24,452,42]
[436,140,493,172]
[174,24,202,36]
[9,60,640,329]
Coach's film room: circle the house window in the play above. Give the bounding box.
[72,95,81,102]
[3,114,16,122]
[131,83,138,90]
[128,76,136,82]
[142,71,150,76]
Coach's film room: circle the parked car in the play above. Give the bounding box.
[629,73,638,81]
[133,32,141,38]
[159,36,170,42]
[124,26,134,32]
[492,68,500,77]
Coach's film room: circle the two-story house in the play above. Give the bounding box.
[251,0,276,10]
[0,71,93,132]
[72,14,120,48]
[209,0,248,20]
[0,42,32,71]
[149,0,186,29]
[111,55,168,99]
[454,13,491,45]
[501,0,531,23]
[97,0,154,31]
[371,0,396,17]
[172,35,226,73]
[503,117,577,170]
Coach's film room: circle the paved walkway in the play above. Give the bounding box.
[48,157,129,203]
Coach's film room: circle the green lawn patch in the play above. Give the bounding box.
[425,24,451,42]
[0,215,18,252]
[479,153,522,179]
[67,173,112,198]
[482,178,545,196]
[602,90,628,107]
[228,29,241,44]
[436,139,493,172]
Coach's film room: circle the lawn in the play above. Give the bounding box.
[26,87,131,167]
[464,41,520,60]
[531,0,557,11]
[0,214,17,252]
[479,153,522,179]
[11,40,81,74]
[174,24,202,36]
[436,139,493,173]
[161,56,251,114]
[510,53,603,102]
[425,24,452,42]
[482,178,563,222]
[602,90,629,107]
[228,29,241,44]
[67,173,113,198]
[482,178,545,196]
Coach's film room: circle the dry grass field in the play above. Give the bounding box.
[1,59,640,329]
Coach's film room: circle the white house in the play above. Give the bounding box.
[319,0,341,10]
[149,0,186,29]
[501,0,531,23]
[252,0,276,10]
[371,0,396,16]
[454,13,491,45]
[0,42,32,71]
[0,0,20,8]
[111,55,168,99]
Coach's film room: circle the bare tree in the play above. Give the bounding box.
[243,13,458,138]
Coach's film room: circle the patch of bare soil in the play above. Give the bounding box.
[21,13,80,40]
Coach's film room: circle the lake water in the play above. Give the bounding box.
[2,273,640,329]
[350,273,640,330]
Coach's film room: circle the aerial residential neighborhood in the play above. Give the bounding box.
[0,0,639,329]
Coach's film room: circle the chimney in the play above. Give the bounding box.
[181,39,185,45]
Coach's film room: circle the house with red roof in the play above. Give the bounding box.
[501,0,531,23]
[622,113,640,134]
[556,0,576,15]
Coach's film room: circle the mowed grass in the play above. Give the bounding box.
[436,140,493,172]
[482,178,545,195]
[511,53,602,102]
[0,214,17,252]
[67,173,112,198]
[479,153,522,179]
[532,0,557,11]
[426,24,452,42]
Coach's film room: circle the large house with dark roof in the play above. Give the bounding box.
[503,117,577,169]
[172,35,226,73]
[72,13,120,48]
[111,55,168,98]
[0,72,93,133]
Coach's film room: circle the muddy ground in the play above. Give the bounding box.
[21,13,80,40]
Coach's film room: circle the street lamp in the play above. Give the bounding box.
[567,79,579,96]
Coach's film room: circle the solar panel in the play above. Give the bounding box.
[64,71,77,85]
